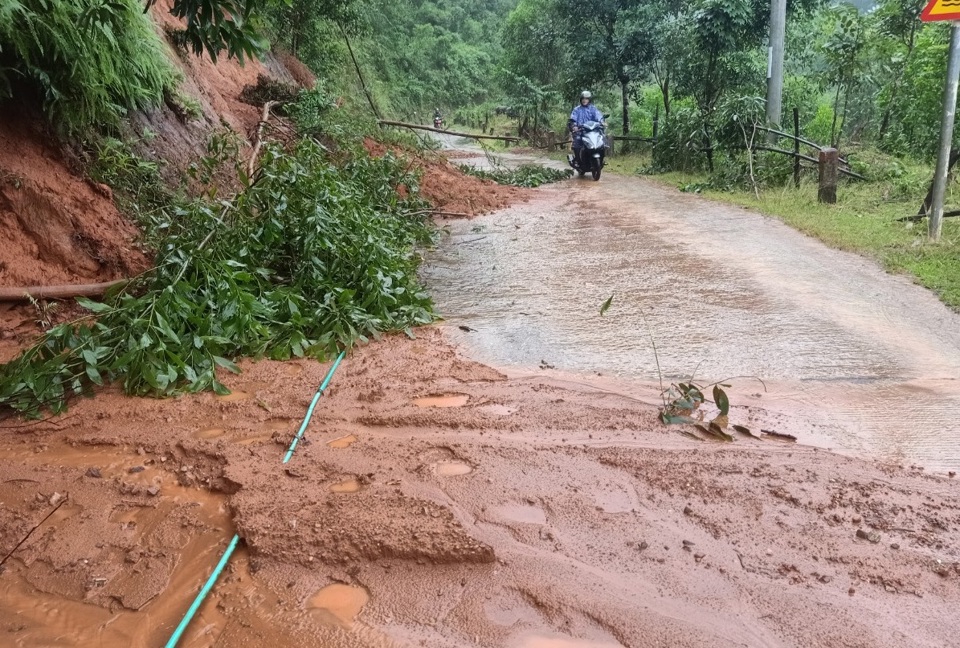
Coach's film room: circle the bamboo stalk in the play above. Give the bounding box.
[0,280,129,302]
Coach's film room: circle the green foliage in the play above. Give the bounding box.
[651,102,708,173]
[88,135,172,222]
[287,85,340,134]
[146,0,269,63]
[351,0,515,117]
[658,379,743,442]
[0,135,437,417]
[266,0,357,70]
[803,102,835,146]
[877,25,951,157]
[0,0,177,135]
[457,163,572,187]
[549,0,657,133]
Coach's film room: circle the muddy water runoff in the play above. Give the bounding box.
[423,168,960,470]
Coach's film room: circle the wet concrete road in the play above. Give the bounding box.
[423,167,960,470]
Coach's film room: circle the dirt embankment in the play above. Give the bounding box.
[0,1,525,364]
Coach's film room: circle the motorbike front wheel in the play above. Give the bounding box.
[591,158,601,181]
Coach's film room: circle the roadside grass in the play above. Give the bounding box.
[602,149,960,311]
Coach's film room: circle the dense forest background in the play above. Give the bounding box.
[265,0,948,173]
[0,0,951,179]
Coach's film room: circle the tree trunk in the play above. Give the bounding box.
[621,79,630,135]
[662,75,670,118]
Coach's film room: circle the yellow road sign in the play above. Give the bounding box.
[922,0,960,22]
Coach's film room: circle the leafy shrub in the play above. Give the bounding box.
[0,0,178,135]
[845,147,906,181]
[651,104,709,173]
[88,135,171,219]
[287,86,340,135]
[804,102,836,148]
[0,139,436,416]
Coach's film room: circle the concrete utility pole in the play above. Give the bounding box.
[766,0,787,134]
[929,22,960,241]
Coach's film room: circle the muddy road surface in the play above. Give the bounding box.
[424,173,960,471]
[2,152,960,648]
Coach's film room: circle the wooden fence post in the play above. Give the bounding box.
[793,108,801,189]
[818,148,838,204]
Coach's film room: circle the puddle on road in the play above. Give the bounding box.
[413,394,470,408]
[594,488,635,514]
[435,460,473,476]
[423,182,960,469]
[195,426,276,445]
[330,477,362,493]
[327,434,358,449]
[494,502,547,525]
[267,418,295,431]
[0,447,236,648]
[307,583,369,626]
[479,403,516,417]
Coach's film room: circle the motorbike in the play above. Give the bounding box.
[433,116,443,129]
[568,120,608,181]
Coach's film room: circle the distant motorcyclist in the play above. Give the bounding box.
[433,108,443,129]
[568,91,604,164]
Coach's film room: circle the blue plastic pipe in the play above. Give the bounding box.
[283,349,346,463]
[164,533,240,648]
[165,350,346,647]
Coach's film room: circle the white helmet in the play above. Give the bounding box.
[580,90,592,100]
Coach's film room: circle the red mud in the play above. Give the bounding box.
[364,138,530,216]
[1,329,958,647]
[0,113,150,288]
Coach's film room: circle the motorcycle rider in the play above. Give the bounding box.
[433,107,443,128]
[568,90,604,166]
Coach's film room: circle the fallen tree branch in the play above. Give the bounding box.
[433,210,473,218]
[247,100,279,178]
[0,280,129,302]
[0,493,69,570]
[378,120,520,142]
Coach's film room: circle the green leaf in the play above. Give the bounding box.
[660,412,696,425]
[85,364,104,386]
[76,297,111,313]
[599,294,614,316]
[213,356,241,374]
[713,385,730,416]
